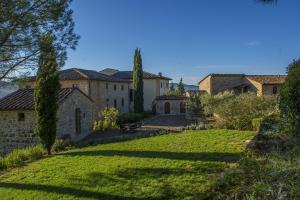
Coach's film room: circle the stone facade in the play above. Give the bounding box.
[0,89,95,156]
[0,111,39,156]
[199,74,286,96]
[21,80,130,114]
[153,96,186,115]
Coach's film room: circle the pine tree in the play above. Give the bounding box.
[133,48,144,113]
[34,34,61,155]
[280,59,300,134]
[177,78,185,95]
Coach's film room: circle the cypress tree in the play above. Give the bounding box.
[34,34,61,155]
[177,78,185,95]
[133,48,144,113]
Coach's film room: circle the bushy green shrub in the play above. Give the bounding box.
[0,145,44,171]
[52,139,66,153]
[202,92,279,130]
[252,118,263,131]
[118,112,143,124]
[93,107,120,132]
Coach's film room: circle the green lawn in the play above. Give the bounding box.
[0,130,255,200]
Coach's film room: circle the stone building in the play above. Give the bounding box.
[0,88,95,156]
[199,73,286,96]
[153,96,187,115]
[21,68,131,114]
[100,68,171,111]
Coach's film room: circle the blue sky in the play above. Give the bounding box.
[65,0,300,85]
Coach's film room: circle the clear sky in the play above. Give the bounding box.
[65,0,300,85]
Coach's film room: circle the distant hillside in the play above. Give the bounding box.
[0,81,18,98]
[171,83,198,91]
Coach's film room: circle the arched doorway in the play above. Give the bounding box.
[164,102,170,114]
[75,108,81,134]
[152,104,156,115]
[180,102,186,114]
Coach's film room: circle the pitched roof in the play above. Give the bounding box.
[246,75,286,84]
[198,73,287,85]
[198,73,245,84]
[28,68,129,83]
[100,68,172,80]
[0,88,92,111]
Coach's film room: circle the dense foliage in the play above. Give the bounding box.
[34,34,61,155]
[93,107,120,132]
[280,59,300,135]
[118,111,152,124]
[0,0,79,81]
[133,48,144,113]
[0,145,44,171]
[201,92,278,130]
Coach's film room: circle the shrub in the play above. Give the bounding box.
[252,118,263,131]
[0,145,44,171]
[202,92,279,130]
[280,59,300,135]
[93,107,120,132]
[118,112,143,124]
[52,139,66,153]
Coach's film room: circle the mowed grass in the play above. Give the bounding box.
[0,130,255,200]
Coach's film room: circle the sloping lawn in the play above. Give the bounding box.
[0,130,255,200]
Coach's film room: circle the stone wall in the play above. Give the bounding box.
[0,110,39,156]
[0,89,95,156]
[56,89,95,141]
[262,84,282,96]
[211,75,245,95]
[199,75,212,94]
[155,99,186,115]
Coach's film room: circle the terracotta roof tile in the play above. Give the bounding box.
[246,75,286,84]
[0,88,81,111]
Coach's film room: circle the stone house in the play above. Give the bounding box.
[21,68,131,114]
[153,96,187,115]
[0,88,94,156]
[100,68,171,111]
[199,73,286,96]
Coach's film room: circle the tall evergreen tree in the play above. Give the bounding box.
[34,34,61,155]
[133,48,144,113]
[280,59,300,134]
[177,78,185,95]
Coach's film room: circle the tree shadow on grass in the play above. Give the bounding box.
[61,150,241,163]
[0,182,154,200]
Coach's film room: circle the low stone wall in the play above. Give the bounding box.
[0,110,39,156]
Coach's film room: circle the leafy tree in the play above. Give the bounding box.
[0,0,79,81]
[34,34,61,155]
[177,78,185,95]
[133,48,144,113]
[280,59,300,134]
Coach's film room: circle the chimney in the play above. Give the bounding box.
[158,72,162,77]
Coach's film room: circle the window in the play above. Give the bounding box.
[114,99,117,108]
[122,98,125,107]
[75,108,81,134]
[129,89,133,102]
[273,86,278,94]
[166,83,169,88]
[106,83,109,89]
[121,85,124,91]
[161,82,163,88]
[18,113,25,121]
[106,98,109,102]
[114,85,117,91]
[72,84,79,88]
